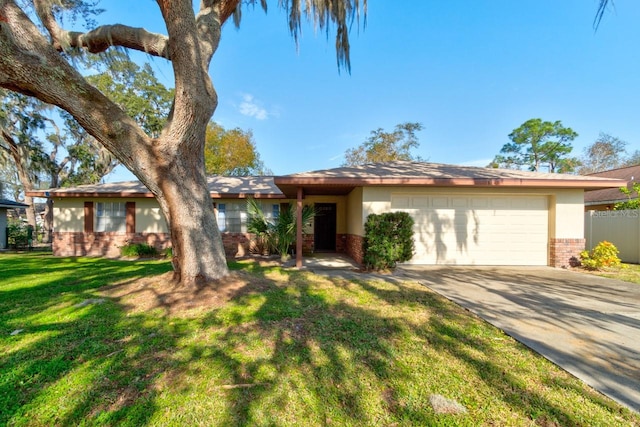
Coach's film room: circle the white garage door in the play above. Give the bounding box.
[391,194,549,265]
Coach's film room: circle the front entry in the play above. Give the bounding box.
[314,203,337,252]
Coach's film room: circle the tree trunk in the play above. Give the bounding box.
[153,157,229,287]
[43,198,53,243]
[42,172,57,243]
[0,0,230,285]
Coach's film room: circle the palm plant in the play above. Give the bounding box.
[246,198,315,262]
[246,197,273,255]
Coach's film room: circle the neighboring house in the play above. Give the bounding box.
[27,161,623,268]
[584,164,640,210]
[0,199,30,250]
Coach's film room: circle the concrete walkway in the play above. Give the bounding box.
[395,266,640,413]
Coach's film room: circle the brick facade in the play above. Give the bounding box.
[345,234,364,265]
[52,231,347,260]
[53,232,172,257]
[302,233,314,254]
[549,238,585,268]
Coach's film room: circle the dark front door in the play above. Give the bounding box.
[314,203,337,252]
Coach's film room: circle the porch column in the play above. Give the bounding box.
[296,187,303,268]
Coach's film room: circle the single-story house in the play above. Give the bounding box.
[0,199,30,250]
[584,164,639,210]
[27,161,624,268]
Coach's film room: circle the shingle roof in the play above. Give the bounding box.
[273,161,624,197]
[286,161,612,181]
[27,176,285,199]
[584,164,640,205]
[26,161,625,200]
[0,199,29,209]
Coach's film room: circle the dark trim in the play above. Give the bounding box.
[126,202,136,233]
[84,201,94,233]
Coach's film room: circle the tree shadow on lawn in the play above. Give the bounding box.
[2,258,637,426]
[0,257,173,426]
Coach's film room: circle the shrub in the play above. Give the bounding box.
[363,212,414,270]
[120,243,158,257]
[6,220,32,249]
[580,241,621,270]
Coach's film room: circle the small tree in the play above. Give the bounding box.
[614,182,640,210]
[577,133,628,175]
[204,122,269,176]
[489,119,579,173]
[343,122,424,166]
[363,212,414,270]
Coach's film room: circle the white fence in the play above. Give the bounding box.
[584,210,640,264]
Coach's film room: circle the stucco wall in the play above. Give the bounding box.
[135,199,168,233]
[53,198,85,232]
[551,189,585,238]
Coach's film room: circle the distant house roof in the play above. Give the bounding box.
[26,161,625,200]
[584,164,640,207]
[274,161,625,198]
[0,199,29,209]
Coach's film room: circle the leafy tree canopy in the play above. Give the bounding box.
[577,133,629,175]
[343,122,424,166]
[614,182,640,210]
[204,122,269,176]
[489,118,579,173]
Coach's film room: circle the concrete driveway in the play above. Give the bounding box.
[396,266,640,413]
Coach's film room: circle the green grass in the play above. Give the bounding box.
[590,263,640,285]
[1,254,638,426]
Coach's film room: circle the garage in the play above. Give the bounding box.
[391,194,549,265]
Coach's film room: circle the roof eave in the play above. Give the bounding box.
[274,176,626,190]
[27,190,286,199]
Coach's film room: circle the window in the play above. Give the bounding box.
[216,202,249,233]
[95,202,126,232]
[271,204,280,219]
[217,203,227,232]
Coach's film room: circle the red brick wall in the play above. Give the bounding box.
[220,233,252,257]
[345,234,364,265]
[53,232,172,257]
[53,231,364,262]
[53,231,251,258]
[549,238,585,268]
[302,233,314,254]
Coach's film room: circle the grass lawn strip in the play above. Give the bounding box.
[0,254,638,426]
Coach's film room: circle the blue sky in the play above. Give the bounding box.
[103,1,640,181]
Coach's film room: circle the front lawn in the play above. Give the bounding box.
[587,263,640,285]
[1,254,637,426]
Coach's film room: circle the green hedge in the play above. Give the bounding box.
[6,221,32,249]
[363,212,414,270]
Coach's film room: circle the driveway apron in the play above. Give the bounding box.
[397,266,640,413]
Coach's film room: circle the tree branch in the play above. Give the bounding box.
[64,25,170,58]
[33,0,169,58]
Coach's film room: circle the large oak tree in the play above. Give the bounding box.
[0,0,365,286]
